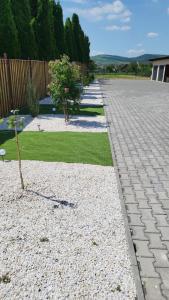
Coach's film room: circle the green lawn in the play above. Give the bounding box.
[0,131,112,166]
[19,104,104,116]
[96,73,150,80]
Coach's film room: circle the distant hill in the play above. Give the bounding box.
[91,54,166,65]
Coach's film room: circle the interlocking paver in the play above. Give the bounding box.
[155,215,169,227]
[126,203,141,214]
[131,226,148,240]
[151,249,169,267]
[156,268,169,290]
[134,240,153,257]
[102,79,169,300]
[151,204,167,215]
[159,227,169,241]
[145,233,166,249]
[128,214,144,226]
[137,257,159,278]
[143,278,167,300]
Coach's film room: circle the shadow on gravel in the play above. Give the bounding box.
[69,119,107,129]
[27,189,76,208]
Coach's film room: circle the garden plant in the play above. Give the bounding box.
[7,110,25,190]
[49,55,81,122]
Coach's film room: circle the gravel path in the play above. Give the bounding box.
[0,161,136,300]
[0,114,107,132]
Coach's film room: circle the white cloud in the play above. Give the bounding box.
[106,25,131,31]
[127,49,145,56]
[68,0,132,22]
[147,32,159,38]
[107,9,132,23]
[167,7,169,14]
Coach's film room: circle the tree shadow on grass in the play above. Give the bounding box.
[27,189,76,208]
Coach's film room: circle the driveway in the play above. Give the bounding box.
[101,79,169,300]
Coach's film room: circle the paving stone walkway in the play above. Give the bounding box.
[101,79,169,300]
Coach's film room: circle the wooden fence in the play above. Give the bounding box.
[0,58,50,117]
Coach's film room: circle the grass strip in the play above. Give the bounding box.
[0,131,112,166]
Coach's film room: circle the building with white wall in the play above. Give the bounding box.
[150,56,169,82]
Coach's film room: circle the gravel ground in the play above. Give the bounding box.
[40,95,103,106]
[0,160,136,300]
[0,115,107,132]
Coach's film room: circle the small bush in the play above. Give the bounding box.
[49,55,81,122]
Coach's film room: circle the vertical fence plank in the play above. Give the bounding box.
[0,58,49,117]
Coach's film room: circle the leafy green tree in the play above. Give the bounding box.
[49,55,81,122]
[64,18,74,61]
[34,0,56,60]
[53,1,65,57]
[0,0,20,58]
[11,0,37,59]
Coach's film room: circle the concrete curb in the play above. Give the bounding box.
[100,80,145,300]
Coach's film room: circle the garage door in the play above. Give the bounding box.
[152,66,158,80]
[158,65,164,81]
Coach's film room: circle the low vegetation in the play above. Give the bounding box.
[0,131,112,166]
[96,73,149,80]
[48,56,81,122]
[19,105,104,116]
[7,110,25,189]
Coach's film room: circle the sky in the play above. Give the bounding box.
[60,0,169,57]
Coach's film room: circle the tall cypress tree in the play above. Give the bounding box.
[11,0,37,59]
[34,0,56,60]
[29,0,38,17]
[53,1,65,57]
[84,35,90,63]
[0,0,20,58]
[64,18,74,61]
[72,14,83,62]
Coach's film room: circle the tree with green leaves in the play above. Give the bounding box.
[49,55,81,122]
[0,0,20,58]
[11,0,37,59]
[34,0,56,60]
[53,1,65,58]
[64,18,74,61]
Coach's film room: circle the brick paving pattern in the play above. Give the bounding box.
[101,79,169,300]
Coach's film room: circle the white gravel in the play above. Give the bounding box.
[0,160,136,300]
[0,115,107,132]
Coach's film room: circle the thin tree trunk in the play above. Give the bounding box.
[15,125,24,190]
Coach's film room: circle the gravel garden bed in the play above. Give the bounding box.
[0,115,107,132]
[0,160,136,300]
